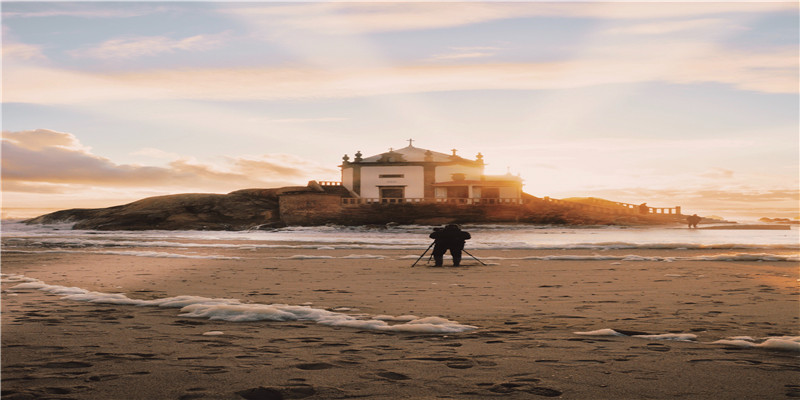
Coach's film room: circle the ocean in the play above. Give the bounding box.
[2,221,798,253]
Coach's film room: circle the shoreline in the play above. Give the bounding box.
[2,246,798,399]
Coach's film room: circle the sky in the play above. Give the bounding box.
[2,1,798,221]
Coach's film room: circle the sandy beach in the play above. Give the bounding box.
[2,243,798,399]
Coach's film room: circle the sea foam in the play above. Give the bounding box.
[4,274,477,334]
[574,329,800,352]
[712,336,800,352]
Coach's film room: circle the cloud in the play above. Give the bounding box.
[221,2,796,36]
[429,47,500,62]
[1,42,47,62]
[2,4,171,19]
[69,32,231,60]
[4,43,797,105]
[1,129,337,194]
[603,18,742,36]
[700,168,735,180]
[2,129,88,151]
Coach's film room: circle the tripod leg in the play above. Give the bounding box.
[411,242,435,267]
[462,249,486,266]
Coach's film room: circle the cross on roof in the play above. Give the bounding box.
[407,138,414,147]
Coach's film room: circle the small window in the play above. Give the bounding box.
[379,174,404,178]
[482,188,500,198]
[380,187,404,198]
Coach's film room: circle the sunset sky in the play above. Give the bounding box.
[2,1,798,220]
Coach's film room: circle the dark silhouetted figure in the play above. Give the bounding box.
[430,224,471,267]
[639,203,649,214]
[687,214,701,228]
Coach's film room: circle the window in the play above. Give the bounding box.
[379,174,404,178]
[380,187,404,198]
[446,186,469,198]
[482,188,500,198]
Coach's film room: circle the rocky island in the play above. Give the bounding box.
[25,182,686,230]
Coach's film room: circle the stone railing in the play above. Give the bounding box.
[341,198,527,206]
[543,197,681,216]
[318,181,342,186]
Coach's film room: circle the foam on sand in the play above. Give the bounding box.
[574,329,800,352]
[574,329,696,341]
[712,336,800,352]
[4,274,477,334]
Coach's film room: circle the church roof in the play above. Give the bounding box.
[360,145,466,163]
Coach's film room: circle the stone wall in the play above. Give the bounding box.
[278,193,343,225]
[278,192,532,226]
[339,200,530,225]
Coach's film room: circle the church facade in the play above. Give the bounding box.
[339,142,523,204]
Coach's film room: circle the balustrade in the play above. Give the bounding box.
[542,197,681,216]
[341,198,526,206]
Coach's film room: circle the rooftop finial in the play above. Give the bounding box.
[451,148,458,156]
[407,138,414,147]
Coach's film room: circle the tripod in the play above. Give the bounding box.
[411,242,486,267]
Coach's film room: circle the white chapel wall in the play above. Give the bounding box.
[360,166,425,198]
[341,167,354,192]
[434,165,483,182]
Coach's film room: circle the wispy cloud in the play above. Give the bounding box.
[5,43,795,105]
[1,129,336,194]
[428,47,500,62]
[1,42,47,62]
[69,32,231,60]
[221,2,795,36]
[2,4,171,19]
[700,168,735,180]
[603,18,743,36]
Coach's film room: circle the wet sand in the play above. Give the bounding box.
[2,245,798,399]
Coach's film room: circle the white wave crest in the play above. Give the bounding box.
[2,249,240,260]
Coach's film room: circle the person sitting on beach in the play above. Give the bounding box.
[430,224,471,267]
[687,214,701,228]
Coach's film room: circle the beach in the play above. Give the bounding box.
[2,224,798,399]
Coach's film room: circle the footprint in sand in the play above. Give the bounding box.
[645,343,671,352]
[43,361,93,369]
[487,382,562,397]
[294,362,335,370]
[376,371,410,380]
[237,385,315,400]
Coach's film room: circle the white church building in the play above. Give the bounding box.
[338,141,524,204]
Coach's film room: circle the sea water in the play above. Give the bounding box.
[2,221,798,248]
[1,221,797,253]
